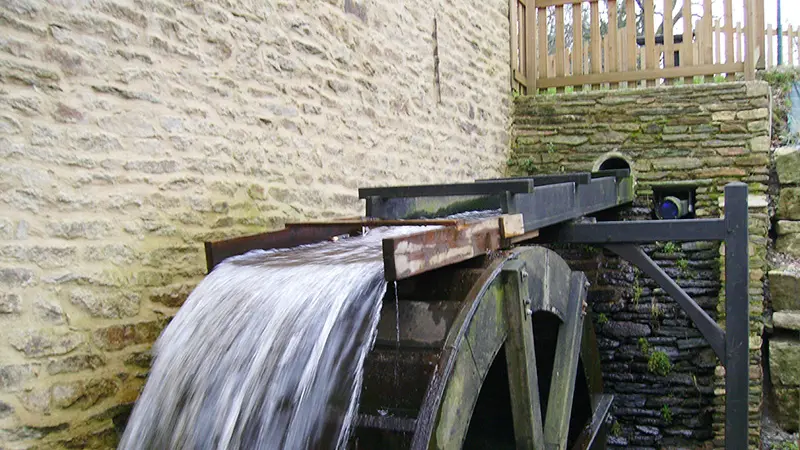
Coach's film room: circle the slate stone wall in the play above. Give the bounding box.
[511,81,772,449]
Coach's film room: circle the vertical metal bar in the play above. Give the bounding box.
[724,182,749,449]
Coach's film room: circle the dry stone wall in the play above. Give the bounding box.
[0,0,512,447]
[768,146,800,433]
[511,82,772,449]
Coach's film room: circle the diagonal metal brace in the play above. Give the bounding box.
[604,244,726,363]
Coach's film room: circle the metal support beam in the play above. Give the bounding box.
[549,219,727,244]
[605,244,726,362]
[724,182,749,449]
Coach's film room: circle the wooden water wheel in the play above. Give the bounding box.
[351,246,612,450]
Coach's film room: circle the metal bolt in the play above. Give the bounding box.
[521,270,528,279]
[524,298,531,306]
[525,308,533,316]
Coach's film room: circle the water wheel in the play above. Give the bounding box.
[351,246,612,450]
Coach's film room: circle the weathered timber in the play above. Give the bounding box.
[503,260,545,450]
[544,271,587,450]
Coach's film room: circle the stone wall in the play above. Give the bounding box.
[768,146,800,433]
[0,0,512,447]
[511,82,772,449]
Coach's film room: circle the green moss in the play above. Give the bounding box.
[662,241,679,254]
[638,337,650,356]
[660,404,673,424]
[610,421,622,437]
[676,258,689,273]
[648,351,672,376]
[597,313,609,325]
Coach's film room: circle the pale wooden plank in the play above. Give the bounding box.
[755,0,765,69]
[535,62,745,88]
[789,25,795,66]
[527,1,537,91]
[625,0,636,86]
[664,0,674,84]
[590,0,601,89]
[538,6,549,82]
[555,4,566,91]
[572,2,583,77]
[744,0,756,80]
[715,19,722,65]
[703,0,713,82]
[503,261,545,450]
[644,0,655,86]
[681,0,693,83]
[608,0,618,88]
[382,218,502,281]
[735,22,742,64]
[535,0,581,7]
[724,0,734,78]
[543,272,587,449]
[766,25,773,69]
[510,0,520,90]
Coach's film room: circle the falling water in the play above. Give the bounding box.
[119,226,433,450]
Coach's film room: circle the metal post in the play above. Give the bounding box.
[724,182,749,449]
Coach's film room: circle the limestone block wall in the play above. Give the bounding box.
[768,146,800,433]
[0,0,512,447]
[511,82,772,449]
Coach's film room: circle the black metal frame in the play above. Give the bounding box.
[360,173,749,448]
[541,182,749,449]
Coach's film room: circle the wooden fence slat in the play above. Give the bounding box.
[715,19,722,65]
[626,0,636,73]
[519,3,527,83]
[681,0,693,84]
[703,0,713,82]
[555,4,566,90]
[644,0,655,86]
[526,1,537,91]
[664,0,674,79]
[789,25,795,66]
[766,25,773,69]
[590,0,601,89]
[538,6,548,83]
[608,0,618,88]
[572,3,582,77]
[736,22,742,63]
[755,0,765,69]
[744,0,756,80]
[724,0,734,78]
[510,0,519,87]
[535,62,745,88]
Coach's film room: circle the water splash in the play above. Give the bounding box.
[119,226,433,450]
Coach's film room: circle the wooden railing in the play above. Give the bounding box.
[511,0,774,93]
[764,26,800,69]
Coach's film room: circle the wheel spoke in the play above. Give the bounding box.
[502,260,545,450]
[544,272,588,449]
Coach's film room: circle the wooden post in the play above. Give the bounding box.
[766,24,773,69]
[703,0,713,82]
[715,19,722,65]
[527,0,537,93]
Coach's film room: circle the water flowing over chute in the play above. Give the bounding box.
[120,226,431,450]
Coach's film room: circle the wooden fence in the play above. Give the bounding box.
[510,0,777,93]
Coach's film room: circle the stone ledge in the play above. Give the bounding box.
[773,311,800,331]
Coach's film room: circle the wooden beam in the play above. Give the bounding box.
[382,218,503,281]
[526,0,537,92]
[543,272,587,449]
[503,260,545,449]
[536,62,744,88]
